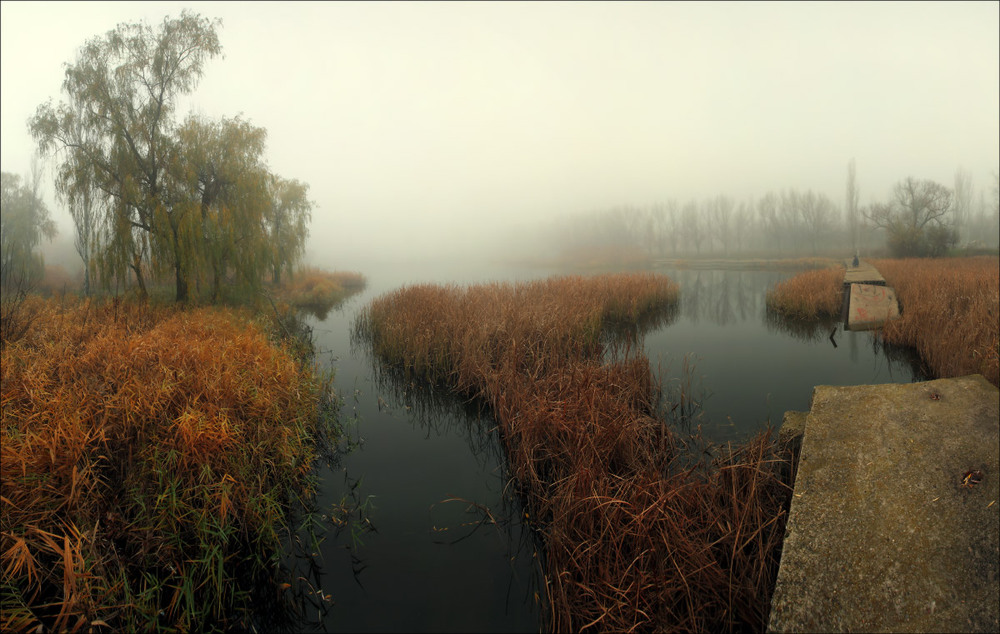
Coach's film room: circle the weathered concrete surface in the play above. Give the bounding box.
[768,375,999,633]
[778,410,807,453]
[847,282,900,330]
[843,258,886,286]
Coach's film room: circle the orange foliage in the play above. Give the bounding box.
[1,297,323,630]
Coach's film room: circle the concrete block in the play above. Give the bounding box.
[768,375,999,633]
[847,283,899,330]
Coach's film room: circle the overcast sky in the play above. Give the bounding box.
[2,1,998,265]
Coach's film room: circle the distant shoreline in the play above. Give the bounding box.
[652,257,840,271]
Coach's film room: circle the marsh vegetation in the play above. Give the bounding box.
[0,297,340,631]
[353,273,795,632]
[765,257,998,388]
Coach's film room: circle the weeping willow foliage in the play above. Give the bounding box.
[30,11,312,303]
[167,115,272,300]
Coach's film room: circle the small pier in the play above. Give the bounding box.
[768,375,999,633]
[841,259,900,330]
[842,258,886,287]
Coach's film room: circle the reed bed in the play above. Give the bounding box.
[1,297,329,632]
[273,267,367,318]
[764,267,844,320]
[872,257,999,387]
[355,273,793,632]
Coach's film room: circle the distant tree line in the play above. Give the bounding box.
[24,11,311,302]
[545,164,1000,260]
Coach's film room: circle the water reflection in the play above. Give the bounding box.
[647,266,929,443]
[272,262,933,633]
[670,268,778,326]
[764,308,840,343]
[294,277,545,633]
[602,300,680,347]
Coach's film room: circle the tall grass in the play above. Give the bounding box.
[764,267,844,320]
[1,297,332,631]
[354,273,793,632]
[272,267,367,319]
[872,257,999,387]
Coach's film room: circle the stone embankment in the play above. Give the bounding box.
[769,374,999,633]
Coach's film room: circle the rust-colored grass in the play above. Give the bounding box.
[355,273,793,633]
[272,267,367,318]
[765,267,844,320]
[872,257,999,387]
[1,297,327,631]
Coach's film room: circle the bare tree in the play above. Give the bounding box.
[864,177,954,256]
[952,168,974,246]
[779,190,803,252]
[757,191,781,253]
[733,200,753,254]
[799,190,837,255]
[708,195,734,256]
[865,177,952,231]
[681,201,704,254]
[845,159,860,253]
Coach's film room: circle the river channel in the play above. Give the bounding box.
[275,260,928,632]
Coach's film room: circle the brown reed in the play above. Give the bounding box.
[355,273,793,632]
[1,296,329,631]
[871,257,999,387]
[764,266,844,320]
[272,267,367,318]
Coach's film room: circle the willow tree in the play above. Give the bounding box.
[30,11,222,300]
[170,114,272,300]
[266,177,312,285]
[1,168,57,293]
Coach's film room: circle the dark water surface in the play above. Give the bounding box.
[280,261,926,632]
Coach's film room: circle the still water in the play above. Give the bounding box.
[277,261,926,632]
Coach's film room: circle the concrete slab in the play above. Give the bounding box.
[847,282,899,330]
[768,375,999,633]
[844,259,886,286]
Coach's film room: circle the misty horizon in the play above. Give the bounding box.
[2,1,998,271]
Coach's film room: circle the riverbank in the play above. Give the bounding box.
[654,256,840,271]
[764,256,998,388]
[0,296,339,631]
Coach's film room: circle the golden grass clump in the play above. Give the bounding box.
[872,257,999,387]
[273,267,367,318]
[355,273,794,632]
[765,266,844,320]
[1,297,326,632]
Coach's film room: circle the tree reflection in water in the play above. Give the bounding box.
[359,347,548,618]
[672,268,777,326]
[764,308,840,343]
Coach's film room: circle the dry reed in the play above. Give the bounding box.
[872,257,999,387]
[355,273,793,632]
[1,297,328,631]
[272,267,367,318]
[764,266,844,320]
